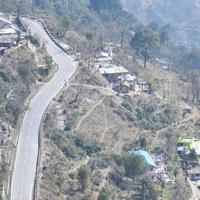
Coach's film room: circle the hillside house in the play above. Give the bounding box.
[188,168,200,181]
[135,79,151,94]
[177,137,200,156]
[113,74,137,94]
[154,57,173,71]
[99,64,128,83]
[131,150,171,182]
[113,81,132,94]
[0,18,21,47]
[150,155,169,182]
[95,51,112,62]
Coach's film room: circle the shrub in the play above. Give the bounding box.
[64,120,73,131]
[75,135,85,147]
[98,187,111,200]
[29,34,40,46]
[139,137,147,148]
[125,111,135,122]
[85,144,101,156]
[63,143,77,158]
[78,165,91,192]
[121,100,133,112]
[124,154,146,179]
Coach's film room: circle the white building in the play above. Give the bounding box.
[95,51,112,62]
[0,18,21,47]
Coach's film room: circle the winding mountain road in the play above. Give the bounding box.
[11,19,76,200]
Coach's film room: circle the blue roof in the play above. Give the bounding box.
[132,150,156,167]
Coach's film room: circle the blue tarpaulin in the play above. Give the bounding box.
[132,150,156,167]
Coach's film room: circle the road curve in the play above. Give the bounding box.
[11,19,76,200]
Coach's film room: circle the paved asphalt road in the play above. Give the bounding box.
[11,19,76,200]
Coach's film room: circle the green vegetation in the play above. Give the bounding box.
[133,178,158,200]
[159,24,173,45]
[78,165,91,192]
[121,100,133,112]
[136,99,176,130]
[59,16,71,38]
[29,34,40,46]
[74,133,101,156]
[2,1,196,200]
[119,97,177,131]
[124,154,146,179]
[131,25,160,68]
[51,129,78,158]
[97,187,110,200]
[0,46,36,124]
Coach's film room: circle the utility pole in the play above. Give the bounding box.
[120,31,124,48]
[167,81,170,103]
[162,79,165,100]
[99,35,103,50]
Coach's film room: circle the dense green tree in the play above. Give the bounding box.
[97,187,110,200]
[45,56,53,71]
[189,149,198,161]
[133,178,158,200]
[78,165,91,192]
[159,24,172,45]
[139,137,147,149]
[59,16,71,38]
[124,154,146,179]
[130,26,160,68]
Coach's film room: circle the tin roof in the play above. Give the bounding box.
[99,64,128,75]
[132,150,156,167]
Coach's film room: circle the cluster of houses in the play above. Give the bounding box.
[132,150,170,183]
[94,47,151,95]
[0,14,25,54]
[130,138,200,184]
[177,137,200,181]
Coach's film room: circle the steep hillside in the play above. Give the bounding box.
[121,0,200,46]
[37,60,195,200]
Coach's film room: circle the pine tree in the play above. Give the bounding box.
[133,178,158,200]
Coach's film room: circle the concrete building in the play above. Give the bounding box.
[99,64,128,82]
[0,17,21,47]
[95,51,112,62]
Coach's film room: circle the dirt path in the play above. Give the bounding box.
[71,83,116,96]
[75,97,106,131]
[144,106,200,136]
[100,104,109,143]
[92,167,111,200]
[67,156,90,174]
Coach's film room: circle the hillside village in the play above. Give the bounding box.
[1,1,200,200]
[35,38,200,200]
[1,14,200,200]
